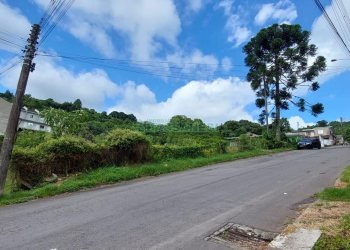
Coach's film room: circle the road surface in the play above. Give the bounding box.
[0,147,349,250]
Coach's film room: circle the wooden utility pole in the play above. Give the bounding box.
[0,24,40,196]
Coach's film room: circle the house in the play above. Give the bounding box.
[0,98,12,135]
[0,98,51,135]
[19,107,51,133]
[286,126,336,147]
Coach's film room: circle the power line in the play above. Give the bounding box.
[36,52,248,81]
[0,59,22,76]
[314,0,350,56]
[39,0,75,46]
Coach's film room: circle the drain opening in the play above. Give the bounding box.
[206,223,278,250]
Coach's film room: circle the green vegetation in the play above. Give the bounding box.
[0,89,295,204]
[318,166,350,202]
[314,215,350,250]
[314,166,350,249]
[243,23,326,142]
[0,148,288,206]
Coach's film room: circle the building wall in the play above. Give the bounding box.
[0,98,12,135]
[19,110,51,133]
[0,98,51,134]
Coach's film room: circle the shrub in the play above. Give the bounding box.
[101,129,150,164]
[11,129,150,188]
[0,135,3,146]
[151,142,227,160]
[15,130,48,148]
[151,144,206,160]
[238,134,253,151]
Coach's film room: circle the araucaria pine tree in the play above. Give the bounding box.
[243,24,326,142]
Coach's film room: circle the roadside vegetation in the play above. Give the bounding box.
[0,148,288,206]
[0,90,296,205]
[313,166,350,249]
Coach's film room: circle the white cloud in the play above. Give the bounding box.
[165,49,219,77]
[289,116,315,130]
[0,57,119,111]
[33,0,223,79]
[221,57,232,72]
[35,0,181,61]
[217,0,251,47]
[108,77,255,124]
[254,0,297,26]
[0,1,31,53]
[187,0,204,12]
[310,1,350,82]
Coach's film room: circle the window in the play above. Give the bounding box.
[30,115,34,118]
[40,125,45,129]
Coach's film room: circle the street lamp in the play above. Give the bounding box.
[331,58,350,62]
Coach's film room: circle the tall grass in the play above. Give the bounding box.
[0,148,288,206]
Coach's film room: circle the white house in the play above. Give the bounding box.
[0,98,51,135]
[286,126,336,147]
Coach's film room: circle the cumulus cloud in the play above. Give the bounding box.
[108,77,255,124]
[35,0,181,61]
[165,49,219,77]
[221,57,233,72]
[0,1,31,53]
[0,57,119,110]
[32,0,224,79]
[186,0,205,12]
[289,116,315,130]
[254,0,297,26]
[310,1,350,82]
[217,0,251,47]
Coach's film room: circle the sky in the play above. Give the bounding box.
[0,0,349,130]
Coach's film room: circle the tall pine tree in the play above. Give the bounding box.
[243,24,326,141]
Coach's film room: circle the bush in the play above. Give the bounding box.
[100,129,150,165]
[0,135,3,146]
[151,144,206,160]
[238,134,253,151]
[151,141,227,161]
[11,129,150,188]
[15,130,48,148]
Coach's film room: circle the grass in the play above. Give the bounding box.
[317,166,350,202]
[0,148,288,206]
[313,214,350,250]
[314,166,350,249]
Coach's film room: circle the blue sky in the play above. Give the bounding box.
[0,0,349,129]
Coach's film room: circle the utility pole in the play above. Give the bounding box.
[0,24,40,196]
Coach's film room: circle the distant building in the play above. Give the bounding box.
[286,126,336,147]
[0,98,51,135]
[0,98,11,135]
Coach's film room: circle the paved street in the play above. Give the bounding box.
[0,147,349,250]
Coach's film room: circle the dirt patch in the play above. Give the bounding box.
[334,178,348,189]
[281,201,350,237]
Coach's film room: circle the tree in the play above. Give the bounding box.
[316,120,328,127]
[41,108,89,137]
[243,24,326,142]
[109,111,137,122]
[0,90,14,102]
[73,99,82,110]
[217,120,263,137]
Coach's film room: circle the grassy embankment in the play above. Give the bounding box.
[0,148,288,206]
[314,166,350,249]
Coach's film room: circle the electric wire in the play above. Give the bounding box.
[314,0,350,56]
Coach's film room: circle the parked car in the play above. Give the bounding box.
[297,137,321,149]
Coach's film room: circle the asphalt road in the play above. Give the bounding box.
[1,147,350,250]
